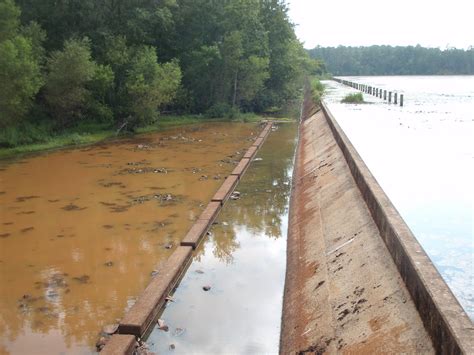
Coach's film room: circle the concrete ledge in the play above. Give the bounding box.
[231,158,251,178]
[243,146,258,159]
[211,175,238,205]
[321,101,473,354]
[118,246,193,337]
[181,219,212,249]
[100,335,136,355]
[198,201,221,221]
[252,137,264,147]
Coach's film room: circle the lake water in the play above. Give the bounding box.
[323,76,473,319]
[145,123,298,354]
[0,123,257,354]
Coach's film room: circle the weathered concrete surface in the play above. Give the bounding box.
[211,175,238,204]
[243,146,258,159]
[181,219,211,249]
[198,201,221,222]
[252,137,264,147]
[100,335,136,355]
[321,102,473,354]
[231,158,251,178]
[118,246,192,336]
[281,109,435,353]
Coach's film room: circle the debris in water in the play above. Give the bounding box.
[157,319,169,331]
[230,191,241,200]
[72,275,90,284]
[165,296,175,303]
[173,328,185,337]
[61,203,87,211]
[164,243,174,250]
[104,261,114,267]
[102,324,118,335]
[169,344,175,350]
[202,285,211,291]
[254,157,263,161]
[195,269,204,274]
[151,270,159,277]
[96,336,108,351]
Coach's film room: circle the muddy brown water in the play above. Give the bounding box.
[0,122,258,354]
[145,123,298,354]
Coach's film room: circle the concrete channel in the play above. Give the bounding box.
[102,94,472,354]
[280,97,472,353]
[101,122,274,354]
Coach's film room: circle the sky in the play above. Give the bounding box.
[287,0,473,49]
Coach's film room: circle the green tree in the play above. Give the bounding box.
[44,38,97,126]
[0,0,43,128]
[124,46,181,129]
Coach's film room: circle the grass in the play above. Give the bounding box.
[0,114,275,159]
[341,92,365,103]
[310,78,325,105]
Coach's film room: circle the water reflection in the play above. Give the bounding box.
[147,123,297,354]
[0,122,256,354]
[323,76,474,319]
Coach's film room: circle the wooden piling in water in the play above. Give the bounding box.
[389,92,392,103]
[394,93,398,104]
[384,90,387,100]
[400,94,404,106]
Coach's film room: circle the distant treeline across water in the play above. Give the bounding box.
[309,45,473,75]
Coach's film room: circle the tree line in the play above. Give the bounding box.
[308,45,473,76]
[0,0,323,147]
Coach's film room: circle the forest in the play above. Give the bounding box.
[0,0,322,148]
[309,45,473,76]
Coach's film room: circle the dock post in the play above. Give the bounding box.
[388,92,392,103]
[394,93,398,104]
[400,94,404,106]
[384,90,387,100]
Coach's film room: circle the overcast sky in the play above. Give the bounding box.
[287,0,473,49]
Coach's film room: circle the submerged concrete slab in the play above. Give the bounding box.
[211,175,238,204]
[118,246,193,337]
[100,335,136,355]
[281,109,435,353]
[231,158,250,178]
[181,219,211,249]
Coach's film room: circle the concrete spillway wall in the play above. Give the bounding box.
[101,122,274,354]
[320,102,472,353]
[280,95,472,353]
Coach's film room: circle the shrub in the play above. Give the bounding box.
[341,93,364,103]
[310,78,325,105]
[205,102,240,119]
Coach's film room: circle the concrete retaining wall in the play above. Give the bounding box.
[321,102,472,354]
[101,121,274,354]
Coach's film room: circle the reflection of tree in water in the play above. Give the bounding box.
[208,124,297,263]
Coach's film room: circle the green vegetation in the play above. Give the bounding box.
[341,93,364,103]
[309,45,473,75]
[0,0,324,153]
[310,78,325,105]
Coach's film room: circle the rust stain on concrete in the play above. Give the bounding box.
[280,100,434,354]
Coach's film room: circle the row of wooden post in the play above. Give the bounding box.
[333,78,404,106]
